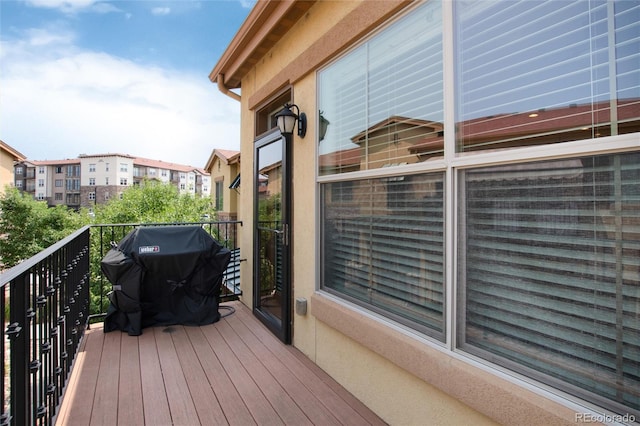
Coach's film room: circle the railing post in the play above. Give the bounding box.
[9,275,31,426]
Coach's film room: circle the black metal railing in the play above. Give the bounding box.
[0,220,243,425]
[0,226,91,426]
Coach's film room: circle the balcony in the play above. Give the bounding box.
[1,222,384,425]
[55,301,383,426]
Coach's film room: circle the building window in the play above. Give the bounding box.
[15,166,23,175]
[105,177,109,185]
[55,166,62,173]
[454,0,640,152]
[318,1,443,176]
[120,163,128,172]
[317,0,639,418]
[89,178,95,186]
[119,178,128,186]
[89,163,96,172]
[322,172,445,338]
[38,167,45,174]
[215,180,224,210]
[88,192,95,201]
[55,193,63,201]
[256,91,291,136]
[55,179,63,187]
[105,163,110,172]
[38,179,44,187]
[319,0,445,339]
[457,152,640,414]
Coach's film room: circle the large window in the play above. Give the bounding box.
[318,0,639,418]
[322,172,445,338]
[318,1,444,175]
[458,152,640,415]
[455,0,640,152]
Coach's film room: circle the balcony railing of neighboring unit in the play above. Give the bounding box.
[0,226,91,426]
[0,220,243,425]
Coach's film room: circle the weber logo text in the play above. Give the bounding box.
[139,246,160,254]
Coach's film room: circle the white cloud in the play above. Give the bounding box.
[151,7,171,16]
[238,0,256,10]
[0,27,240,168]
[25,0,122,15]
[25,27,75,46]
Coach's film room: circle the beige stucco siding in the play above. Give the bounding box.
[230,1,590,425]
[315,317,497,426]
[0,152,15,194]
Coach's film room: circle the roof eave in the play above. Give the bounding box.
[209,0,316,91]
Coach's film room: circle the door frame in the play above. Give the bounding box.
[252,128,292,344]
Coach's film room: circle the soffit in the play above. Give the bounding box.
[209,0,316,89]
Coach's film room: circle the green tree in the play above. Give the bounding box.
[0,187,88,268]
[93,179,214,224]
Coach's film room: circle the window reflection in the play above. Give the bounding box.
[455,0,640,152]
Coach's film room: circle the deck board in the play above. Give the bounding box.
[55,301,386,426]
[90,331,120,426]
[138,329,172,425]
[117,333,144,426]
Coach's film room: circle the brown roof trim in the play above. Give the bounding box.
[0,140,26,161]
[209,1,316,91]
[30,159,81,166]
[204,149,241,170]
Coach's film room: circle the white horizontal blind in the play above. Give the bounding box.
[458,153,640,415]
[454,0,640,151]
[322,172,445,338]
[318,1,444,175]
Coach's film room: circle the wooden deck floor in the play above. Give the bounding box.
[55,301,386,426]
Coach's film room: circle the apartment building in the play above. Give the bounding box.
[14,159,82,208]
[0,140,26,196]
[14,153,210,209]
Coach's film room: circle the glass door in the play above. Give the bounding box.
[254,130,291,343]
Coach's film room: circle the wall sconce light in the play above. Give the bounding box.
[275,103,306,138]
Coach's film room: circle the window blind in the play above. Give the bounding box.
[455,0,640,152]
[318,1,444,175]
[322,172,445,338]
[458,152,640,415]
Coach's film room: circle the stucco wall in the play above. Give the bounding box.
[0,151,15,195]
[233,1,584,425]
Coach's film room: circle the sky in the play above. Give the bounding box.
[0,0,253,169]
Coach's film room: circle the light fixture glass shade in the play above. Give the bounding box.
[275,105,298,135]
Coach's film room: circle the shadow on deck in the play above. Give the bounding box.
[55,301,387,426]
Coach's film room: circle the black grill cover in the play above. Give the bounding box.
[101,226,231,335]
